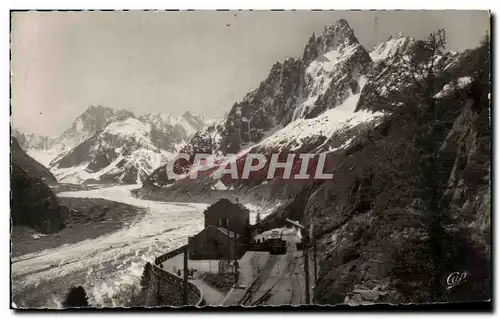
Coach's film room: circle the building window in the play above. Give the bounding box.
[220,218,228,228]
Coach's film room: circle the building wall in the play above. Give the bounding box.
[204,201,250,236]
[188,226,243,260]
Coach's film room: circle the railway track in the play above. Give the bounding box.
[289,262,303,305]
[238,255,278,305]
[238,242,306,306]
[250,257,299,306]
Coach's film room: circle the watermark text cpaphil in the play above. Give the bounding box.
[163,152,336,180]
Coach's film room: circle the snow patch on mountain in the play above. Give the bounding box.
[102,118,155,148]
[138,112,205,137]
[245,201,283,224]
[293,37,365,120]
[254,227,302,243]
[51,116,188,184]
[53,148,174,185]
[435,76,473,99]
[212,180,228,191]
[369,35,415,62]
[262,77,383,151]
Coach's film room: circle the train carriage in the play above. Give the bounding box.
[268,230,287,255]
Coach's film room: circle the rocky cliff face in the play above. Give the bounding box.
[11,137,67,234]
[12,129,27,147]
[220,58,305,154]
[218,19,373,155]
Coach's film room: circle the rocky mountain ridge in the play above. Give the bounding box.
[14,105,212,184]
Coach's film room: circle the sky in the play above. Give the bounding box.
[11,10,490,137]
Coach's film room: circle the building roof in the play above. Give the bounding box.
[193,225,241,240]
[216,227,241,239]
[203,198,249,216]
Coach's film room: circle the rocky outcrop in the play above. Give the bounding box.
[440,100,491,254]
[220,58,305,154]
[11,129,27,148]
[10,137,67,233]
[302,21,372,119]
[180,111,207,133]
[11,137,57,185]
[144,124,223,188]
[343,280,395,306]
[53,132,101,169]
[10,162,66,234]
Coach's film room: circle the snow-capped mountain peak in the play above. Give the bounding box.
[42,109,213,185]
[302,19,361,66]
[52,117,168,184]
[369,34,415,63]
[213,19,373,155]
[61,105,135,147]
[15,104,214,185]
[138,111,206,137]
[101,118,156,150]
[293,19,371,120]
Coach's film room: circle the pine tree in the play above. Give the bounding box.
[371,29,462,301]
[62,286,89,308]
[140,262,152,291]
[385,30,490,302]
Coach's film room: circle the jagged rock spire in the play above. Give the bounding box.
[302,19,361,65]
[302,33,319,65]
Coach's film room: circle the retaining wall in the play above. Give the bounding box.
[145,245,205,307]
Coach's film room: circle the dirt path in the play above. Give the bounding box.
[193,276,226,305]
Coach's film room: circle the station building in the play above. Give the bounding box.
[188,199,250,260]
